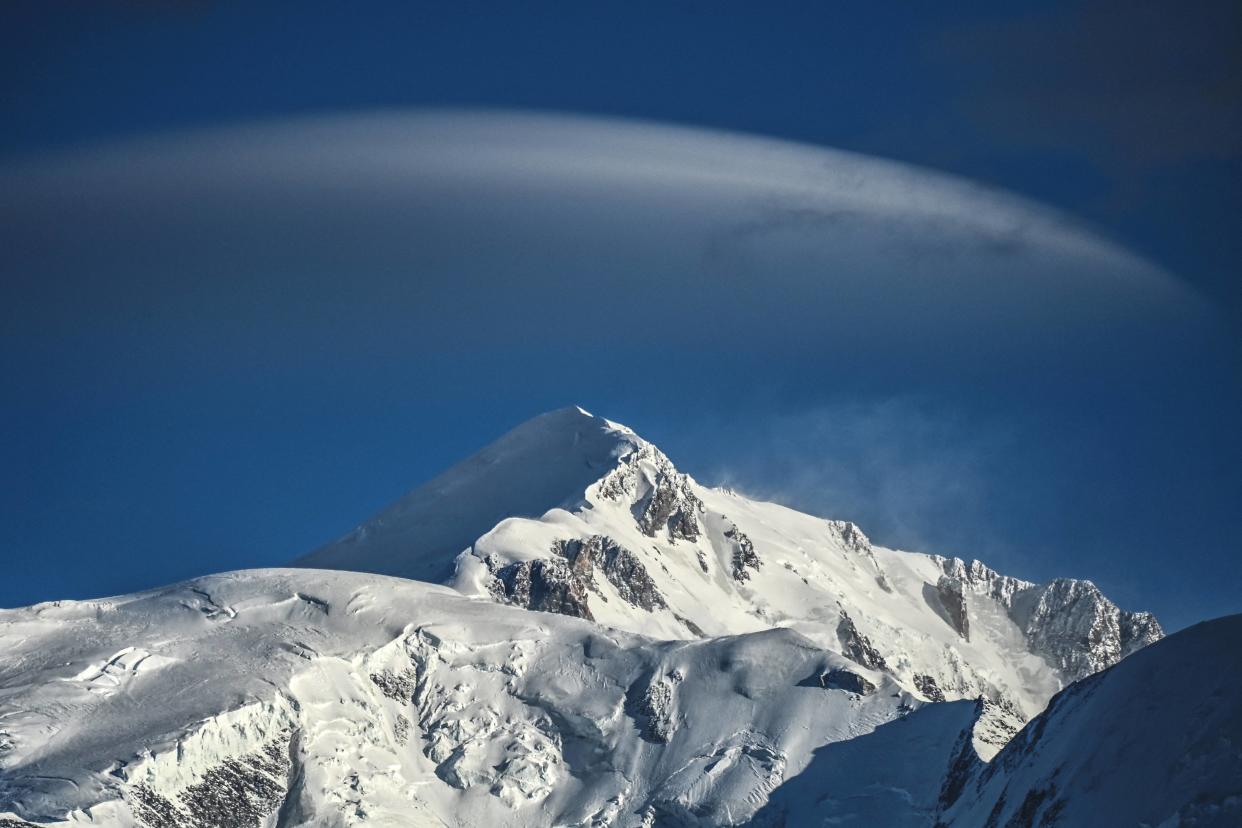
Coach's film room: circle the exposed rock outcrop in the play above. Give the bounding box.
[485,535,667,620]
[1119,610,1164,658]
[829,520,893,591]
[1017,578,1163,681]
[934,557,1164,680]
[129,733,292,828]
[914,673,946,702]
[553,535,667,612]
[971,695,1027,758]
[630,669,683,743]
[932,576,971,641]
[488,557,594,620]
[597,444,703,542]
[369,667,418,702]
[724,524,761,582]
[817,668,876,695]
[827,520,872,555]
[638,471,702,542]
[836,612,888,670]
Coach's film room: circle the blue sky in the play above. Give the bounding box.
[2,1,1239,631]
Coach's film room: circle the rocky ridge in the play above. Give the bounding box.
[934,556,1163,681]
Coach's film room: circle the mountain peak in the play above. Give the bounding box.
[295,408,1163,759]
[295,407,646,582]
[505,405,642,448]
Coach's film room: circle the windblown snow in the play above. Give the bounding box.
[1,407,1234,827]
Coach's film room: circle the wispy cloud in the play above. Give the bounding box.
[694,398,1017,561]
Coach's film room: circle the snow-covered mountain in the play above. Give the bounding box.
[2,406,1232,827]
[747,613,1242,827]
[301,406,1161,756]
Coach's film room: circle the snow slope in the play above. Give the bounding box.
[0,569,924,827]
[299,407,1161,757]
[748,698,981,826]
[0,575,1233,827]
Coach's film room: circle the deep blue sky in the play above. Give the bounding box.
[2,1,1239,631]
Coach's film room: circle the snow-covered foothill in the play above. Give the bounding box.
[0,570,916,827]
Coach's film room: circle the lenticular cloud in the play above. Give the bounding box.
[1,110,1203,378]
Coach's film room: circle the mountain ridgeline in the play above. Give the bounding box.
[2,407,1236,828]
[301,406,1163,751]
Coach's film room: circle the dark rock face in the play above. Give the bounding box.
[554,535,668,612]
[486,535,667,620]
[836,612,888,670]
[674,613,706,637]
[724,525,761,581]
[936,556,1163,681]
[914,673,946,702]
[597,444,703,542]
[393,713,411,745]
[817,668,876,695]
[637,470,702,542]
[129,733,291,828]
[933,576,971,641]
[489,558,594,620]
[370,667,418,702]
[629,670,682,743]
[827,520,872,555]
[1017,579,1164,681]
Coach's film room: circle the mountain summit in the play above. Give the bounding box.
[298,408,1161,757]
[298,406,638,582]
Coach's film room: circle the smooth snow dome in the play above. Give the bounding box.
[1,110,1202,370]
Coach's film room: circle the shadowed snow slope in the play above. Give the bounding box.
[938,613,1242,828]
[297,407,1162,760]
[743,615,1242,827]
